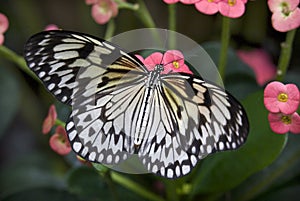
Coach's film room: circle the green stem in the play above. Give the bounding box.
[135,0,156,28]
[218,16,231,81]
[117,1,139,10]
[110,172,166,201]
[55,118,66,127]
[168,4,177,49]
[104,19,116,40]
[276,29,297,81]
[164,180,179,201]
[0,45,40,83]
[168,4,176,31]
[104,171,120,201]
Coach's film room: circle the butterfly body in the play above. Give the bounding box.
[24,30,249,178]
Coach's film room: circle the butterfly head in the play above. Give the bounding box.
[154,64,164,74]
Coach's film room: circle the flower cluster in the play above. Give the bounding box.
[0,13,9,45]
[136,50,193,74]
[42,105,71,155]
[268,0,300,32]
[163,0,248,18]
[264,81,300,134]
[85,0,119,24]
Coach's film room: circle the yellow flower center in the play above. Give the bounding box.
[208,0,213,2]
[281,2,291,16]
[281,115,292,125]
[172,61,180,69]
[228,0,236,6]
[277,93,288,102]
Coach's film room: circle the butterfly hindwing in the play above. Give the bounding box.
[138,74,248,178]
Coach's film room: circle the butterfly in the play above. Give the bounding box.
[24,30,249,178]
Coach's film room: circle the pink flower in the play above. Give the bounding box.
[0,13,9,45]
[49,126,71,155]
[86,0,118,24]
[264,81,300,114]
[218,0,246,18]
[163,0,199,4]
[42,105,57,134]
[139,50,193,74]
[268,112,300,134]
[194,0,247,17]
[268,0,300,32]
[163,50,192,74]
[44,24,59,31]
[237,49,276,86]
[195,0,220,15]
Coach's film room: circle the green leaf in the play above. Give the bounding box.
[190,91,287,195]
[1,187,81,201]
[67,166,144,201]
[0,66,20,138]
[0,153,65,199]
[67,166,109,200]
[232,134,300,201]
[255,185,300,201]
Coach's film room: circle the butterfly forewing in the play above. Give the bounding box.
[24,31,147,104]
[24,30,249,179]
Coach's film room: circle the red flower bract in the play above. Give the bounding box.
[42,104,57,134]
[49,126,71,155]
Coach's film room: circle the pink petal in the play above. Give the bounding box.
[86,0,98,5]
[290,112,300,134]
[144,52,164,71]
[271,8,300,32]
[237,49,276,85]
[218,0,246,18]
[268,113,290,134]
[0,34,4,45]
[42,105,57,134]
[195,0,219,15]
[163,50,185,65]
[268,0,300,13]
[91,0,118,25]
[0,13,9,33]
[135,54,145,63]
[181,0,200,4]
[49,126,71,155]
[49,134,71,155]
[162,50,193,74]
[282,84,300,114]
[163,0,180,4]
[44,24,59,31]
